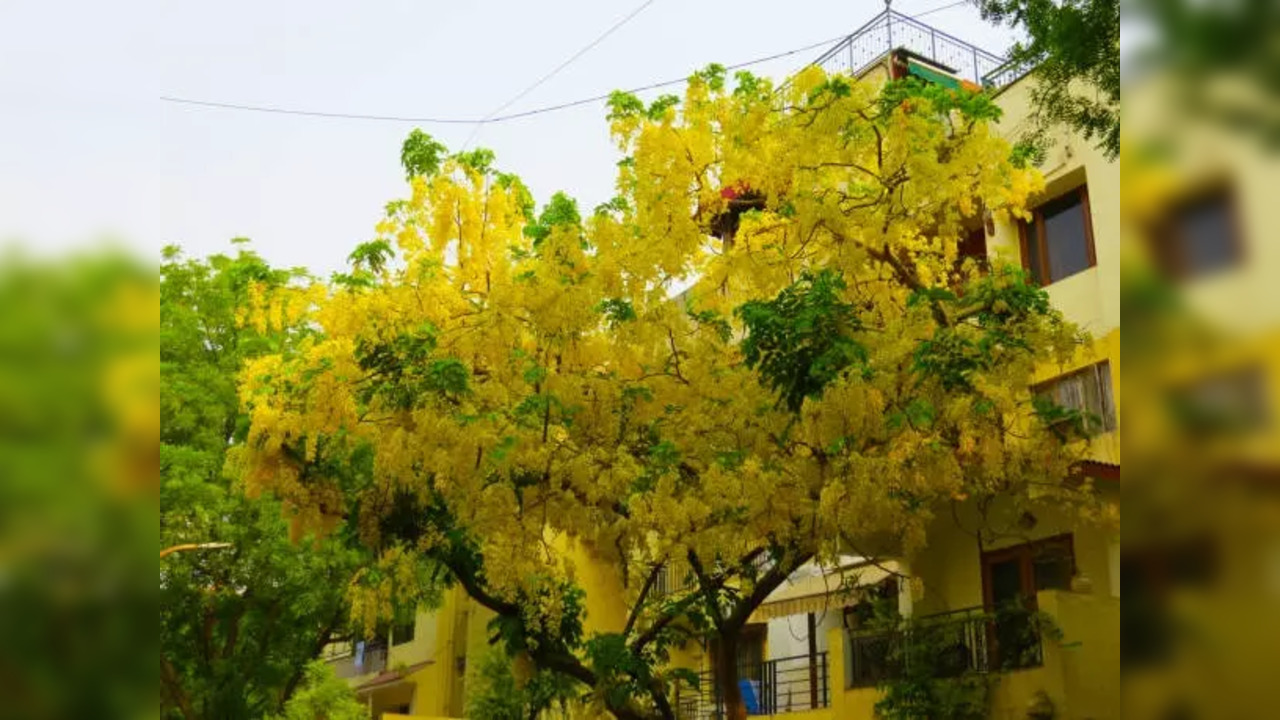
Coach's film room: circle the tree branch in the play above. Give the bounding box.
[625,563,664,637]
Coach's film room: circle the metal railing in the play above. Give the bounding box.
[846,606,1043,689]
[809,9,1011,88]
[327,640,389,679]
[653,560,695,599]
[676,652,830,719]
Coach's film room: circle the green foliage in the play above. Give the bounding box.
[524,191,583,245]
[497,171,538,222]
[731,70,768,100]
[1132,0,1278,148]
[456,147,498,175]
[595,297,637,327]
[467,646,577,720]
[977,0,1119,158]
[877,77,1003,123]
[0,253,157,720]
[269,661,368,720]
[401,128,448,179]
[686,305,732,343]
[646,94,681,120]
[354,323,474,409]
[872,605,1063,720]
[736,269,868,412]
[911,266,1055,391]
[347,239,395,274]
[692,63,727,92]
[871,617,991,720]
[162,245,365,719]
[606,91,645,121]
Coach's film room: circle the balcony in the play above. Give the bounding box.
[845,606,1044,689]
[326,639,389,680]
[808,8,1024,89]
[675,652,831,719]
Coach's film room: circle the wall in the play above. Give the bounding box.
[909,497,1117,617]
[988,78,1120,338]
[827,590,1118,720]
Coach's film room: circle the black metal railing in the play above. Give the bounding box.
[676,652,830,719]
[809,9,1009,88]
[846,606,1043,689]
[653,560,696,600]
[327,640,389,679]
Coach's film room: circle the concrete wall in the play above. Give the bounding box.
[828,589,1118,719]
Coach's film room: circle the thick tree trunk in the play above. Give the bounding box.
[717,631,747,720]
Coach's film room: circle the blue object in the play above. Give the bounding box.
[739,679,762,715]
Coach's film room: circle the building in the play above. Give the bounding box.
[327,9,1121,719]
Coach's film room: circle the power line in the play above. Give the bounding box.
[159,32,847,125]
[462,0,657,148]
[910,0,968,19]
[159,0,978,126]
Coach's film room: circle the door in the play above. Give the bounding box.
[980,535,1074,668]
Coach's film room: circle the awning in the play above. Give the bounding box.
[748,561,899,622]
[905,59,982,93]
[355,660,434,694]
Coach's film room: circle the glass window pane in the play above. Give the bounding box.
[1041,191,1092,282]
[989,558,1024,607]
[1178,193,1238,277]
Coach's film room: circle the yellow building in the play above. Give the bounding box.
[327,9,1123,719]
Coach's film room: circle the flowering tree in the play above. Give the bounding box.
[236,66,1093,719]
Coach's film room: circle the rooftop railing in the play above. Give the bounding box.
[808,9,1019,89]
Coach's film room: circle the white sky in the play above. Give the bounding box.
[0,0,1015,277]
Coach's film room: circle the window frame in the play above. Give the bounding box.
[980,533,1076,611]
[1019,185,1098,285]
[1152,185,1244,281]
[1033,360,1118,434]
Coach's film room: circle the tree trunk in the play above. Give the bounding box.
[717,631,747,720]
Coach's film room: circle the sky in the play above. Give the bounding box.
[0,0,1016,277]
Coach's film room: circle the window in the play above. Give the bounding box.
[1153,188,1241,280]
[981,535,1074,670]
[391,618,415,645]
[1020,186,1096,285]
[955,226,989,276]
[1035,361,1117,434]
[1167,365,1269,438]
[981,535,1075,609]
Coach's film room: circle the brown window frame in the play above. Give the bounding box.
[1019,185,1097,286]
[1152,185,1244,281]
[980,533,1076,611]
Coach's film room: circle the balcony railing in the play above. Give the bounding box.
[809,9,1011,88]
[846,606,1044,689]
[675,652,830,719]
[327,640,389,680]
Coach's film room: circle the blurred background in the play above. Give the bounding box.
[1122,0,1280,715]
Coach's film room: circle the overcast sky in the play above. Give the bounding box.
[0,0,1015,276]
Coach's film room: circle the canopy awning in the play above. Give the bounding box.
[748,561,899,623]
[906,59,982,93]
[355,660,434,694]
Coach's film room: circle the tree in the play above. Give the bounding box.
[161,245,370,719]
[270,661,369,720]
[975,0,1120,159]
[467,646,576,720]
[237,65,1096,719]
